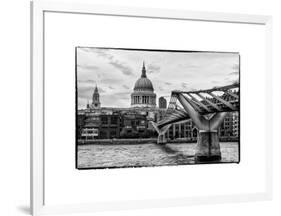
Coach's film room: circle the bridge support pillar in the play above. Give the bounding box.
[157,133,167,144]
[151,122,170,145]
[176,93,227,162]
[196,130,221,162]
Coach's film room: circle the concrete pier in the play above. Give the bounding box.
[157,133,167,144]
[151,122,170,145]
[195,131,221,162]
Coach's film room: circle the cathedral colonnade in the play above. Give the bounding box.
[131,94,156,106]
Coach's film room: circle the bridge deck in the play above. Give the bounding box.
[156,84,239,129]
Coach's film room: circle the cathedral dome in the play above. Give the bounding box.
[133,62,154,92]
[134,77,154,92]
[131,62,156,108]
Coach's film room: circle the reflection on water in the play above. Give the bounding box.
[77,142,239,169]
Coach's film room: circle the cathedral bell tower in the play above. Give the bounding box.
[90,85,101,109]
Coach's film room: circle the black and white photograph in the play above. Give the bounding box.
[76,47,240,169]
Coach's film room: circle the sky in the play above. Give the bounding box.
[77,47,239,109]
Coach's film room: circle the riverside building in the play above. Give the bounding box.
[78,62,239,142]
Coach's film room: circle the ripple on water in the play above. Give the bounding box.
[77,142,239,169]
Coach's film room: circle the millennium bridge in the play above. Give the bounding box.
[151,84,239,162]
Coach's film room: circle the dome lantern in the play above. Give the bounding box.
[141,61,147,78]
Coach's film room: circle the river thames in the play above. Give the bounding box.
[77,142,239,169]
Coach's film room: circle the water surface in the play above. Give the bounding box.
[77,142,239,169]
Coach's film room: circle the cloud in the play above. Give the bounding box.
[181,82,189,89]
[77,64,99,71]
[112,92,131,99]
[89,48,113,59]
[122,84,130,89]
[211,80,219,84]
[232,64,240,71]
[229,71,239,75]
[147,64,160,74]
[109,60,134,76]
[178,63,199,70]
[229,64,240,76]
[78,79,96,84]
[79,47,93,53]
[77,86,93,99]
[88,48,134,76]
[100,78,123,84]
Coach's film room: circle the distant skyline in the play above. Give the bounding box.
[77,47,239,109]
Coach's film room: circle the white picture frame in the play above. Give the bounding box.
[30,0,273,215]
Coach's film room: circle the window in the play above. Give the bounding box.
[101,116,108,125]
[110,131,117,138]
[111,116,118,125]
[100,131,107,139]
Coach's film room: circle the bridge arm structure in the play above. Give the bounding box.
[151,84,239,162]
